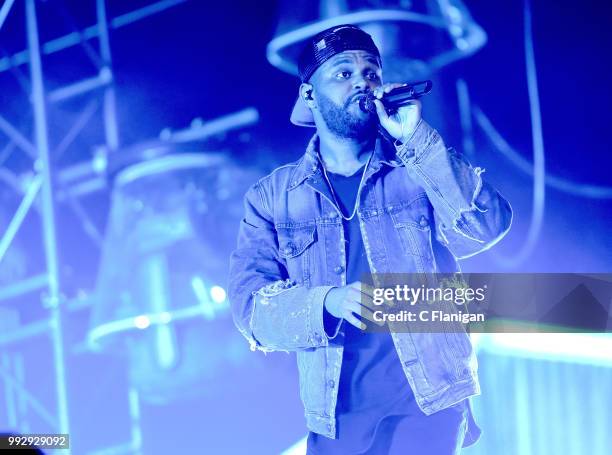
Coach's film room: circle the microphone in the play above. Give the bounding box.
[359,80,433,114]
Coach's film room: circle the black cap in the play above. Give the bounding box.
[297,24,381,82]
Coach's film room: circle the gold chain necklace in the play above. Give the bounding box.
[321,151,373,221]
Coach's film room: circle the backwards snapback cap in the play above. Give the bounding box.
[290,24,381,127]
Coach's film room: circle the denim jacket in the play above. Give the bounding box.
[228,120,512,439]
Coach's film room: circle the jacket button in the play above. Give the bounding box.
[313,333,322,343]
[283,245,294,255]
[419,216,429,227]
[327,424,332,432]
[334,265,344,275]
[327,379,335,389]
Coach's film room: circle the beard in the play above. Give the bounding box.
[317,91,377,140]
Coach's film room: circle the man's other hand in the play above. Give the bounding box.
[324,281,384,330]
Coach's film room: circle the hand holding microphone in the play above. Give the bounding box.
[362,80,432,143]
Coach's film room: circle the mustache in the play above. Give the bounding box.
[345,90,372,108]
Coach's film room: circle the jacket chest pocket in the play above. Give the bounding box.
[389,197,435,266]
[277,224,316,286]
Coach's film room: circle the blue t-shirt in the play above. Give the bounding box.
[309,166,413,453]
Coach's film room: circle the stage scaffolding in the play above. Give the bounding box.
[0,1,188,453]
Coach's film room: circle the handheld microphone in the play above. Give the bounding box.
[359,80,433,114]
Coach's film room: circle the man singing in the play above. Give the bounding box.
[229,24,512,454]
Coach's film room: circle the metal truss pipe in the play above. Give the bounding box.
[0,362,58,428]
[25,0,70,440]
[0,114,37,159]
[96,0,119,151]
[0,174,42,264]
[0,0,188,73]
[0,320,52,347]
[47,68,112,103]
[0,274,48,302]
[0,0,16,32]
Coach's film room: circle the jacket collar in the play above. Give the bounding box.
[287,131,402,191]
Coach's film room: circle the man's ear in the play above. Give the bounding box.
[299,83,315,108]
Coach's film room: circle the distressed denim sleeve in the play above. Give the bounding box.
[228,182,336,353]
[395,120,513,259]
